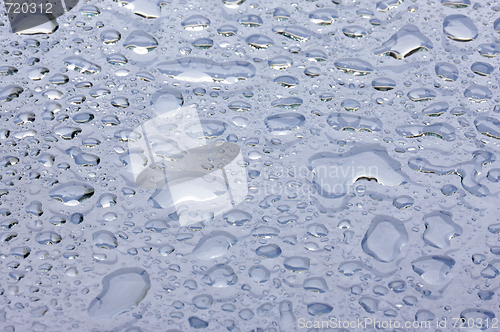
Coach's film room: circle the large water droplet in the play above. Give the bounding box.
[192,231,237,259]
[373,25,433,59]
[88,268,151,318]
[443,14,478,41]
[361,216,408,262]
[411,255,455,285]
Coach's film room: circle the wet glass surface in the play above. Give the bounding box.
[0,0,500,331]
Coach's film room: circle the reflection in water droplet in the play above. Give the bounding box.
[246,34,274,49]
[35,231,62,245]
[359,297,379,313]
[80,5,100,16]
[0,85,23,102]
[0,66,18,76]
[93,231,118,249]
[122,0,160,18]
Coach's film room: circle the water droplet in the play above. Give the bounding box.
[88,268,150,318]
[361,216,408,262]
[372,25,433,59]
[443,14,478,41]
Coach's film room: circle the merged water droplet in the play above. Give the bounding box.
[327,113,382,132]
[49,182,95,206]
[265,113,306,134]
[193,232,237,260]
[372,25,433,59]
[273,26,311,42]
[334,58,373,75]
[157,58,256,83]
[88,268,151,318]
[422,211,462,249]
[361,216,408,262]
[308,145,408,199]
[435,62,459,81]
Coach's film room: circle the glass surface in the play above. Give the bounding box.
[0,0,499,331]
